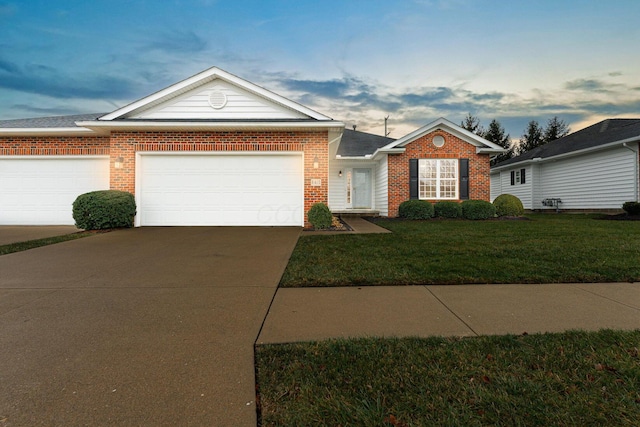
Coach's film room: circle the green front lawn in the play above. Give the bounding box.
[256,330,640,426]
[281,214,640,287]
[0,232,95,256]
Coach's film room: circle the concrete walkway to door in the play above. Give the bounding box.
[0,226,300,426]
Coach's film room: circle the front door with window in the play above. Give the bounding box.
[351,168,372,209]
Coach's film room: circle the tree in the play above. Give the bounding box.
[460,113,484,136]
[517,120,544,154]
[484,119,513,165]
[543,116,570,143]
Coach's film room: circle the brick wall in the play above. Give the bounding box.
[0,136,110,155]
[109,130,329,225]
[387,130,492,217]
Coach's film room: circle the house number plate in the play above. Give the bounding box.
[310,179,322,187]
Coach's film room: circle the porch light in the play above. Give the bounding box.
[313,156,319,169]
[339,170,342,177]
[114,157,124,169]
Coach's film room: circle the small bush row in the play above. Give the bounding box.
[623,201,640,215]
[398,194,524,220]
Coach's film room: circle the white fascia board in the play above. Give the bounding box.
[0,127,100,136]
[370,147,405,160]
[76,120,344,132]
[490,137,640,172]
[100,67,333,121]
[477,147,508,154]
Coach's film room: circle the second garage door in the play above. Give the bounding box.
[137,153,304,226]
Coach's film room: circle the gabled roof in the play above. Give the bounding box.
[336,129,395,157]
[492,118,640,170]
[99,66,332,121]
[380,117,505,155]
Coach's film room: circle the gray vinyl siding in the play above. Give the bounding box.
[375,154,388,216]
[539,146,637,209]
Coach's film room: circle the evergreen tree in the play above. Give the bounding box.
[517,120,544,154]
[543,116,570,143]
[460,113,485,136]
[484,119,513,165]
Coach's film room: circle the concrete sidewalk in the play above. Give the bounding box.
[257,283,640,344]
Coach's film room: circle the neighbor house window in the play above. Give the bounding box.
[418,159,458,199]
[510,168,526,185]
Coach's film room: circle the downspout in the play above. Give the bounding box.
[622,142,639,202]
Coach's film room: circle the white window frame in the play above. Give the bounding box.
[418,158,458,200]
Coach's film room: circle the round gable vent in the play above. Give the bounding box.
[208,90,228,109]
[432,135,445,147]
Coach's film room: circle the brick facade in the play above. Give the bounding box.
[1,130,329,226]
[387,129,492,217]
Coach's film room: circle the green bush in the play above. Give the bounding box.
[72,190,136,230]
[307,203,333,229]
[493,194,525,217]
[398,200,434,220]
[622,201,640,215]
[434,201,462,218]
[461,200,496,220]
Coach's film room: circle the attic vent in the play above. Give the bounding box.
[208,90,228,109]
[432,135,445,147]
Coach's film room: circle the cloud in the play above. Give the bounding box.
[0,59,137,100]
[565,78,609,92]
[10,103,85,116]
[146,31,208,54]
[0,2,16,17]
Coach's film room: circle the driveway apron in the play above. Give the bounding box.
[0,227,300,426]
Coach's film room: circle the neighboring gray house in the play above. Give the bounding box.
[491,119,640,211]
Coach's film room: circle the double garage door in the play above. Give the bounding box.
[0,157,110,225]
[0,153,304,226]
[137,153,304,226]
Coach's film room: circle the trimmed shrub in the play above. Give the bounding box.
[72,190,136,230]
[434,201,462,219]
[398,200,434,220]
[461,200,496,220]
[307,203,333,229]
[493,194,525,217]
[623,201,640,215]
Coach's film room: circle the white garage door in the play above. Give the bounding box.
[138,153,303,226]
[0,156,110,225]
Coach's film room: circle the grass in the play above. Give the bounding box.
[256,330,640,426]
[280,214,640,286]
[0,231,96,256]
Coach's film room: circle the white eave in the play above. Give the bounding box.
[490,136,640,172]
[99,67,333,122]
[0,127,99,136]
[75,120,345,132]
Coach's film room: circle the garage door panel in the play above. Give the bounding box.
[0,157,110,225]
[139,154,303,226]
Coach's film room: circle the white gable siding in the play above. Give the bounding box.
[497,166,533,209]
[539,146,637,209]
[374,155,388,216]
[132,80,308,120]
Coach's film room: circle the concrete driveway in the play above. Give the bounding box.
[0,226,300,426]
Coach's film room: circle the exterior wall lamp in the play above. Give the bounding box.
[313,156,319,169]
[339,170,342,177]
[114,157,124,169]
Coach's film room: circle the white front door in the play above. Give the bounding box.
[352,168,372,209]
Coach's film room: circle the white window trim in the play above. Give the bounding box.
[418,158,459,200]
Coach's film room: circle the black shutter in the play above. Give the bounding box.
[459,158,469,200]
[521,168,526,184]
[511,171,515,186]
[409,159,418,199]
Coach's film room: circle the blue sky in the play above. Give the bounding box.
[1,0,640,139]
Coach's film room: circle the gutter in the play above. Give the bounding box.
[0,127,100,136]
